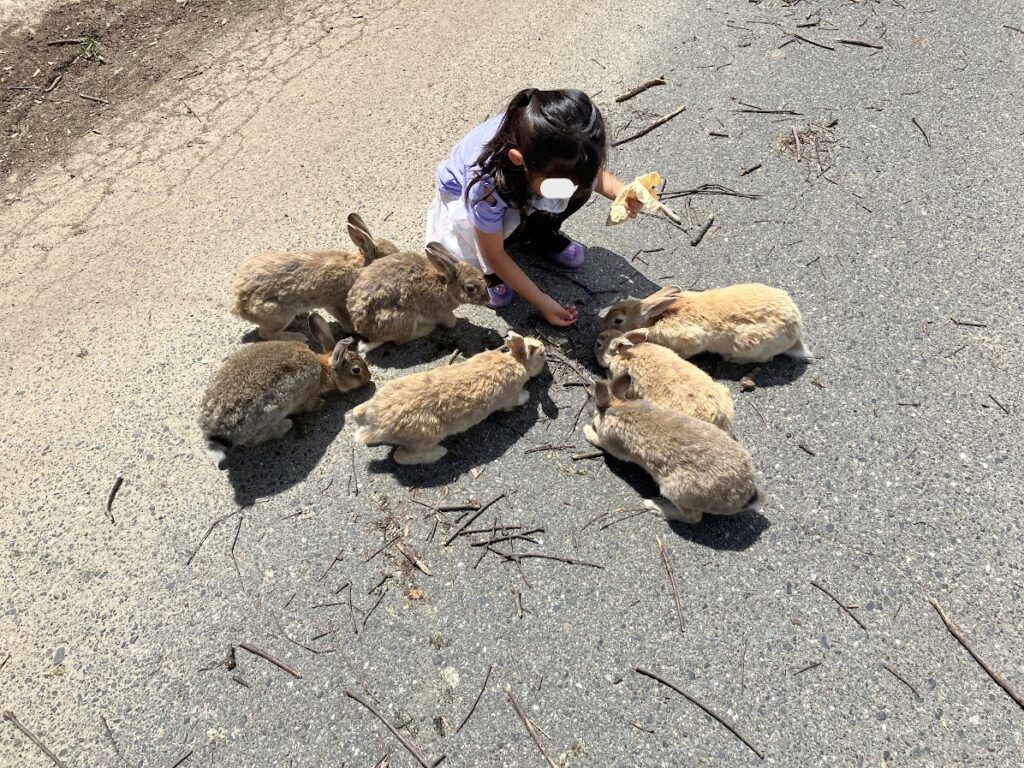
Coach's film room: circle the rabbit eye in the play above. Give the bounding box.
[465,283,478,294]
[351,366,362,375]
[613,316,624,325]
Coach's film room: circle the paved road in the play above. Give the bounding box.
[2,0,1023,765]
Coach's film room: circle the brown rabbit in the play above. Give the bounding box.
[231,213,399,341]
[200,314,371,467]
[594,328,734,432]
[599,284,809,363]
[346,241,490,355]
[352,332,546,464]
[584,371,761,524]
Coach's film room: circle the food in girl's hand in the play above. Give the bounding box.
[606,171,665,225]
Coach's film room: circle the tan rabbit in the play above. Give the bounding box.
[599,284,809,363]
[352,332,545,464]
[346,241,490,355]
[584,371,761,524]
[200,314,371,467]
[231,213,399,341]
[594,328,734,432]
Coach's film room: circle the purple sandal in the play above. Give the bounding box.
[487,282,516,309]
[551,237,586,270]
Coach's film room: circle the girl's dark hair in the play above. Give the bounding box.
[468,88,607,212]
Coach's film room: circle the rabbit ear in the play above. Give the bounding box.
[610,369,632,399]
[331,337,353,369]
[623,329,649,344]
[425,241,459,282]
[525,338,544,359]
[307,313,336,352]
[640,297,677,322]
[593,378,611,409]
[646,284,682,300]
[608,335,634,354]
[347,213,377,260]
[506,332,527,360]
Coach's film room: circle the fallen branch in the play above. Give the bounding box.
[167,751,193,768]
[457,664,493,733]
[690,214,714,247]
[657,537,684,633]
[661,183,761,200]
[226,642,302,679]
[345,689,440,768]
[185,510,240,566]
[493,550,604,569]
[612,104,686,147]
[740,163,762,177]
[79,93,111,105]
[634,668,764,759]
[2,710,68,767]
[444,492,506,545]
[615,76,666,103]
[504,684,558,768]
[791,33,835,50]
[882,663,922,701]
[810,580,866,630]
[928,597,1024,710]
[836,38,883,49]
[105,475,123,523]
[911,117,931,147]
[47,38,86,46]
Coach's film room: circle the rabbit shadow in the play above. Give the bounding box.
[598,451,769,551]
[364,373,552,487]
[360,319,505,370]
[693,354,811,388]
[223,387,374,507]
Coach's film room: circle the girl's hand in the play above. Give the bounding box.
[540,296,578,327]
[625,196,644,218]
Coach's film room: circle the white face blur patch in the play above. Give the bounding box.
[539,177,578,200]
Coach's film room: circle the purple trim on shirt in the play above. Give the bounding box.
[435,113,510,234]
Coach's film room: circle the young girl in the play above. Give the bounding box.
[426,88,642,327]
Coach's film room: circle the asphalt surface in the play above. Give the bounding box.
[2,0,1024,766]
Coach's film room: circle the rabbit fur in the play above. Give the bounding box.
[231,213,399,341]
[584,371,761,524]
[594,328,734,432]
[599,284,809,363]
[200,314,371,467]
[346,241,490,355]
[352,332,546,464]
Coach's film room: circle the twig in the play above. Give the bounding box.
[949,317,987,327]
[396,543,432,576]
[792,33,835,50]
[105,475,123,523]
[229,516,244,579]
[657,537,684,633]
[612,104,686,147]
[345,689,439,768]
[733,103,802,116]
[634,668,765,760]
[185,510,239,566]
[0,653,9,671]
[493,550,604,569]
[444,493,506,545]
[447,348,461,365]
[365,534,401,562]
[798,443,816,457]
[2,710,68,767]
[456,665,493,733]
[167,751,193,768]
[928,597,1024,710]
[101,715,128,768]
[690,214,714,247]
[227,642,302,679]
[362,588,388,629]
[988,394,1010,416]
[882,663,922,701]
[438,501,482,513]
[47,38,86,45]
[504,684,558,768]
[469,528,543,547]
[572,451,604,461]
[911,117,930,147]
[810,580,866,630]
[794,661,822,675]
[318,549,344,580]
[79,93,111,105]
[350,443,359,496]
[1004,24,1024,35]
[43,75,63,93]
[740,163,762,176]
[615,76,666,102]
[661,183,761,200]
[836,38,883,49]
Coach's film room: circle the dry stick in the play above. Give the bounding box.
[794,661,822,675]
[740,163,762,176]
[733,105,802,116]
[105,475,123,523]
[504,684,558,768]
[101,714,129,768]
[1004,24,1024,35]
[836,37,883,49]
[690,214,714,247]
[470,528,544,547]
[167,751,193,768]
[612,104,686,147]
[810,580,867,630]
[446,348,461,365]
[572,451,604,461]
[635,667,764,759]
[229,642,302,679]
[79,93,111,104]
[43,75,63,93]
[928,597,1024,710]
[792,33,835,50]
[988,394,1011,416]
[457,664,493,733]
[47,37,86,45]
[882,663,922,701]
[444,492,506,545]
[657,537,685,633]
[798,443,816,457]
[911,117,931,147]
[186,510,239,566]
[362,588,388,630]
[495,550,604,569]
[229,516,244,579]
[600,507,652,531]
[2,710,68,767]
[615,76,666,102]
[345,689,439,768]
[0,653,9,671]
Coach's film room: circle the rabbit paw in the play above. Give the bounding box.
[358,339,386,356]
[583,425,601,447]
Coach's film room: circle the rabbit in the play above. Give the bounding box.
[583,370,761,524]
[594,328,735,432]
[599,283,809,363]
[352,331,545,464]
[346,241,490,355]
[200,313,371,468]
[231,212,399,341]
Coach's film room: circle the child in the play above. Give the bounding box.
[427,88,642,327]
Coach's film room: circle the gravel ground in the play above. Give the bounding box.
[2,1,1023,766]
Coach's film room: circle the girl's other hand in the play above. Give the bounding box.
[541,296,578,326]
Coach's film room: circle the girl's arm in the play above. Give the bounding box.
[476,229,578,327]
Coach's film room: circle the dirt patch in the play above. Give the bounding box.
[777,119,839,175]
[0,0,274,189]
